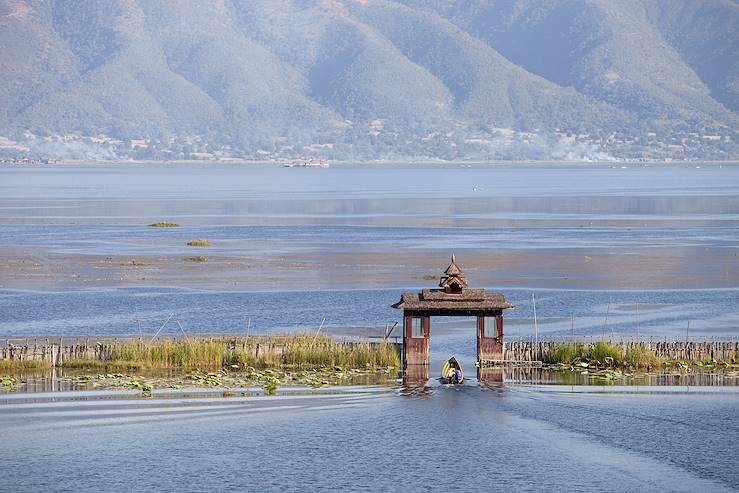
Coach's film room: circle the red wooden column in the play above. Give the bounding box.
[477,312,504,377]
[402,313,430,368]
[496,314,504,344]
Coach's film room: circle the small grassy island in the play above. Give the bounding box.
[186,239,210,247]
[148,222,180,228]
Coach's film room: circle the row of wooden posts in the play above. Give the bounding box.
[0,336,404,367]
[1,336,737,367]
[502,339,739,364]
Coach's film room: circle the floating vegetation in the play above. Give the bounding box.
[42,364,396,396]
[120,378,154,396]
[148,222,180,227]
[187,239,210,247]
[184,256,208,262]
[587,368,622,382]
[131,260,148,266]
[189,370,227,387]
[1,376,17,392]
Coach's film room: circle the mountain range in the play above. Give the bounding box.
[1,0,738,161]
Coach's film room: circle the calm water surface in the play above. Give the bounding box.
[1,286,738,339]
[0,163,738,338]
[2,164,739,491]
[1,386,737,492]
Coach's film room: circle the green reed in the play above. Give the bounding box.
[57,335,400,370]
[0,359,51,370]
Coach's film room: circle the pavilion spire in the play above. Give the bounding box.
[439,255,468,293]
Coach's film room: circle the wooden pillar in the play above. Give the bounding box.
[402,312,430,387]
[402,312,430,368]
[477,312,505,378]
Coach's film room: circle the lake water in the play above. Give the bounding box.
[2,163,739,491]
[0,163,737,340]
[1,385,738,492]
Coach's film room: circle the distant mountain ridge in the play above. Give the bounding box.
[0,0,737,161]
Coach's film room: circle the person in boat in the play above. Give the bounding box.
[455,368,462,384]
[446,366,457,383]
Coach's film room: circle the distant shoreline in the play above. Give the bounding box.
[3,158,739,167]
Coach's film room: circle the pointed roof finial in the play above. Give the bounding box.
[440,254,468,291]
[444,255,463,276]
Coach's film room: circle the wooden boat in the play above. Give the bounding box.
[440,356,464,384]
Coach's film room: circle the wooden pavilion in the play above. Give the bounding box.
[392,256,515,379]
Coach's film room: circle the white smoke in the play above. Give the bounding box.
[465,130,619,162]
[22,137,122,161]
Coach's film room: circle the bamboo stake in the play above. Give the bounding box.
[571,314,575,341]
[312,317,326,346]
[532,293,538,345]
[148,313,174,345]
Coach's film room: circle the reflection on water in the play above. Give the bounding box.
[401,364,430,389]
[4,366,736,397]
[498,366,739,387]
[478,367,505,386]
[400,366,739,389]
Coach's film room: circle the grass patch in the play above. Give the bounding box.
[60,335,400,371]
[228,335,400,370]
[184,256,208,262]
[112,340,227,368]
[624,347,663,368]
[587,342,622,366]
[279,340,400,369]
[0,360,51,370]
[416,274,438,281]
[187,239,210,247]
[553,343,585,365]
[61,359,144,370]
[552,342,669,369]
[554,342,622,367]
[149,222,180,227]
